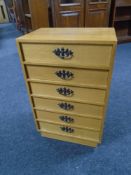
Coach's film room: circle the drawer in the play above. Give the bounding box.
[41,131,98,147]
[116,0,129,7]
[33,97,104,118]
[26,65,109,88]
[36,110,102,130]
[22,44,112,67]
[30,82,106,105]
[88,3,108,10]
[39,121,100,141]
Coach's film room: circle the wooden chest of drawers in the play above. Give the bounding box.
[17,28,117,147]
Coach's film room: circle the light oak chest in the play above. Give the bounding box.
[17,28,117,147]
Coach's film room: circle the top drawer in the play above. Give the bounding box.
[22,44,112,68]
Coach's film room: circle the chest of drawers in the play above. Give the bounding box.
[17,28,117,147]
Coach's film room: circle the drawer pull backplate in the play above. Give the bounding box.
[57,87,74,97]
[59,115,74,123]
[55,70,74,80]
[58,102,74,111]
[60,126,74,133]
[53,48,73,59]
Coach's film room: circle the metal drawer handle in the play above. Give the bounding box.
[57,87,74,97]
[55,70,74,80]
[53,48,73,59]
[60,126,74,133]
[59,115,74,123]
[58,102,74,111]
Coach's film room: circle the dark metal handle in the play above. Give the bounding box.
[55,70,74,80]
[57,87,74,97]
[53,48,73,59]
[60,126,74,133]
[59,116,74,123]
[58,103,74,111]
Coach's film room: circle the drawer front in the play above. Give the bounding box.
[22,44,112,67]
[33,97,104,118]
[39,122,100,140]
[116,0,128,6]
[88,3,108,10]
[30,82,106,104]
[36,110,101,130]
[26,65,109,88]
[41,131,98,147]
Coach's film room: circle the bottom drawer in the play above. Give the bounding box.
[41,131,98,147]
[36,110,101,131]
[39,121,100,141]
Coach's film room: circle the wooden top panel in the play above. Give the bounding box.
[17,28,117,44]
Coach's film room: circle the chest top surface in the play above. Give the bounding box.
[17,28,117,44]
